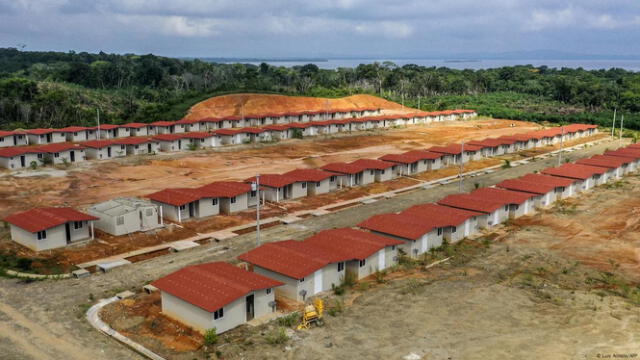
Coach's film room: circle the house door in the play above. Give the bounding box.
[178,140,182,149]
[69,151,75,162]
[46,134,52,143]
[65,223,71,243]
[107,147,112,157]
[147,143,152,153]
[188,202,195,217]
[246,294,255,321]
[20,155,25,167]
[283,186,289,199]
[313,269,323,295]
[377,249,385,270]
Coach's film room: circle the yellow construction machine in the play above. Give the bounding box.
[297,298,324,330]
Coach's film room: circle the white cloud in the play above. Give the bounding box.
[354,21,413,39]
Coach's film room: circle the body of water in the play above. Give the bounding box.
[215,58,640,71]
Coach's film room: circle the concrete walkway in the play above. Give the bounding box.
[86,297,167,360]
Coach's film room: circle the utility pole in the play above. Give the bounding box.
[252,175,261,246]
[619,115,624,146]
[458,142,464,192]
[557,126,565,166]
[96,108,101,140]
[611,108,617,139]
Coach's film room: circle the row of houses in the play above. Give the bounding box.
[0,109,478,148]
[1,123,600,251]
[146,142,640,335]
[0,110,479,170]
[147,124,598,222]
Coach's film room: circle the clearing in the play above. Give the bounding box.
[100,170,640,360]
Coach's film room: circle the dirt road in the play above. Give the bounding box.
[0,139,625,360]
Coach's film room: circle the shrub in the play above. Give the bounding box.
[292,129,304,139]
[327,299,344,317]
[16,257,33,271]
[39,154,53,166]
[332,283,345,295]
[501,159,512,169]
[61,158,70,168]
[374,270,387,284]
[203,328,218,345]
[276,312,299,327]
[265,327,288,345]
[187,143,200,151]
[29,161,38,170]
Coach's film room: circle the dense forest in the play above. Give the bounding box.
[0,47,639,130]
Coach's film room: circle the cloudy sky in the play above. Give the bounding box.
[1,0,639,58]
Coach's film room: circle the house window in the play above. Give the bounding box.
[54,153,60,158]
[370,170,374,175]
[504,205,509,211]
[330,176,336,182]
[37,154,43,159]
[37,230,47,240]
[451,226,457,233]
[316,182,321,187]
[337,262,344,272]
[212,198,218,206]
[74,132,78,136]
[299,277,305,283]
[74,221,83,229]
[121,145,125,150]
[359,259,366,267]
[230,196,237,204]
[179,205,186,210]
[381,169,385,175]
[437,228,443,236]
[266,288,272,294]
[213,308,224,320]
[301,182,307,189]
[116,216,124,226]
[391,245,396,250]
[250,190,257,197]
[135,145,139,149]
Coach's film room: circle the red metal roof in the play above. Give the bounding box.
[470,187,535,205]
[113,137,156,145]
[182,132,217,139]
[283,169,334,182]
[153,134,186,141]
[57,126,90,133]
[0,130,22,137]
[603,149,640,160]
[238,240,333,279]
[305,228,402,261]
[350,159,395,170]
[357,213,440,240]
[437,194,504,214]
[542,163,607,180]
[150,121,175,127]
[82,140,117,149]
[121,123,148,129]
[4,207,97,232]
[467,138,504,148]
[428,144,464,155]
[0,147,45,157]
[519,173,576,187]
[590,154,631,165]
[575,157,625,169]
[197,181,251,198]
[146,188,202,206]
[379,152,423,164]
[96,124,120,130]
[402,203,483,227]
[36,143,84,153]
[214,129,239,136]
[152,262,283,313]
[244,174,299,188]
[320,162,366,175]
[495,179,556,195]
[25,128,55,135]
